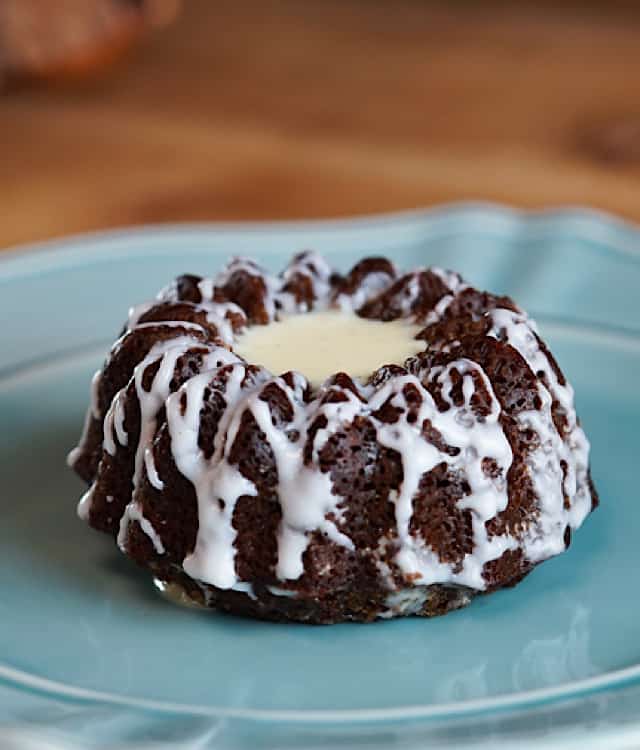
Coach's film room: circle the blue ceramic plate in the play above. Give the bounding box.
[2,205,640,750]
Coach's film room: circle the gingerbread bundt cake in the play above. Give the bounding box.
[68,253,597,624]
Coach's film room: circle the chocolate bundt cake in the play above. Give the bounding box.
[68,252,598,624]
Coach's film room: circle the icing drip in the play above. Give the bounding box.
[144,446,164,491]
[103,388,128,455]
[399,274,422,317]
[371,362,515,590]
[166,368,358,588]
[488,309,592,559]
[231,581,257,600]
[138,338,203,487]
[133,320,205,333]
[246,383,355,581]
[77,486,92,522]
[116,335,215,551]
[216,258,281,321]
[423,268,470,327]
[127,301,154,328]
[336,269,397,312]
[197,277,215,302]
[122,501,166,555]
[167,362,263,589]
[214,252,337,320]
[430,267,466,291]
[203,302,245,346]
[118,337,242,550]
[280,252,333,312]
[267,585,298,598]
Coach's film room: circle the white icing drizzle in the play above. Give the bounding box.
[84,329,211,544]
[371,363,515,590]
[203,302,245,346]
[215,258,280,321]
[247,384,355,581]
[167,368,357,588]
[418,267,471,329]
[127,301,155,328]
[398,274,422,318]
[77,486,93,521]
[128,278,246,347]
[167,362,262,589]
[214,257,264,287]
[214,253,337,321]
[487,308,592,560]
[119,500,166,555]
[118,343,242,557]
[423,292,457,328]
[230,581,257,600]
[144,446,164,491]
[132,320,205,333]
[103,388,128,456]
[197,277,215,302]
[280,251,333,313]
[115,337,205,553]
[336,270,395,312]
[430,266,467,294]
[266,585,298,598]
[134,337,201,487]
[66,439,85,471]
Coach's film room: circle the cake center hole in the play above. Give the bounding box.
[234,310,424,386]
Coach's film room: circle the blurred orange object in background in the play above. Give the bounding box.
[0,0,180,83]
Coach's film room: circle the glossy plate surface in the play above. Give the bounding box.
[1,205,639,749]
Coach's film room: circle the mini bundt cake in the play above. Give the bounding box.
[68,252,598,624]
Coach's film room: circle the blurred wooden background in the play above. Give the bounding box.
[2,0,640,248]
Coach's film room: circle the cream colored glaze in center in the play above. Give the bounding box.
[234,310,424,386]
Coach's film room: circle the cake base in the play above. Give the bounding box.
[152,567,476,624]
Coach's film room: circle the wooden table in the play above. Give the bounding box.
[2,0,640,249]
